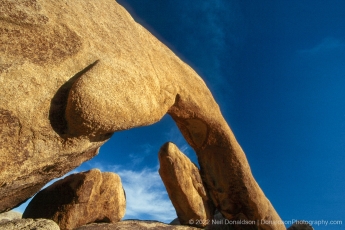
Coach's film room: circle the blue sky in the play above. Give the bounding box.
[16,1,345,229]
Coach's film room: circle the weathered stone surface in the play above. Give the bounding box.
[0,0,282,229]
[287,221,314,230]
[0,0,112,212]
[0,218,60,230]
[0,211,22,224]
[23,169,125,230]
[75,220,200,230]
[159,142,214,227]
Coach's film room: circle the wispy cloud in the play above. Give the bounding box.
[164,124,192,156]
[111,166,176,222]
[127,143,155,166]
[299,37,345,55]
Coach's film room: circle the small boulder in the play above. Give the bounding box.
[0,211,22,224]
[23,169,125,230]
[158,142,214,227]
[0,218,59,230]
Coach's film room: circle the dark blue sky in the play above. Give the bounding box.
[16,1,345,228]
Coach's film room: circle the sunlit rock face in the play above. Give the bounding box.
[0,0,283,229]
[158,142,214,228]
[23,169,126,230]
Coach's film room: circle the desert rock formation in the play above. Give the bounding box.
[23,169,125,230]
[159,142,214,227]
[0,0,282,229]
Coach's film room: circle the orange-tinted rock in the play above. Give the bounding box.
[159,142,214,227]
[0,0,283,228]
[23,169,125,230]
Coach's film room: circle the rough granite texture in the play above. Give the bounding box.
[23,169,125,230]
[0,218,60,230]
[0,0,283,229]
[0,211,22,224]
[159,142,214,227]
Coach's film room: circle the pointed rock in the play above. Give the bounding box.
[23,169,125,230]
[159,142,214,227]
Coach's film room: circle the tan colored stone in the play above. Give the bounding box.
[0,0,283,229]
[75,220,200,230]
[0,211,22,224]
[23,169,125,230]
[0,218,60,230]
[158,142,214,227]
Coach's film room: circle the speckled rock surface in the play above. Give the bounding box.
[0,211,22,224]
[0,218,59,230]
[23,169,125,230]
[159,142,214,227]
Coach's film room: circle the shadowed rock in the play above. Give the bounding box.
[23,169,125,230]
[159,142,214,227]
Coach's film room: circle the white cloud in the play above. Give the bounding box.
[113,166,176,222]
[81,162,176,223]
